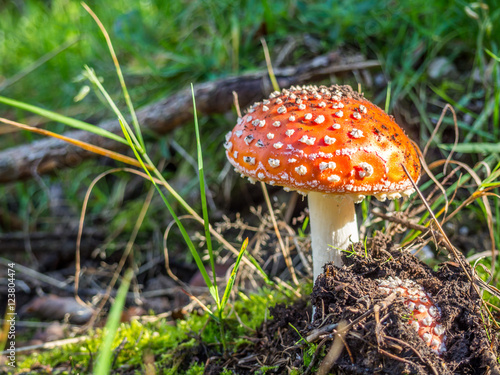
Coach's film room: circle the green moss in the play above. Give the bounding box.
[256,365,280,374]
[15,286,298,374]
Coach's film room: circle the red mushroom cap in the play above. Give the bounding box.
[225,84,420,201]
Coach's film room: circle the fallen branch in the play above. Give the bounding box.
[0,336,89,355]
[0,52,379,183]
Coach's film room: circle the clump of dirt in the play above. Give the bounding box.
[310,233,500,375]
[205,299,311,374]
[206,233,499,374]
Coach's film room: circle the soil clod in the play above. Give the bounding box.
[310,234,499,374]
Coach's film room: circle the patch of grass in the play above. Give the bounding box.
[1,1,497,120]
[15,287,297,374]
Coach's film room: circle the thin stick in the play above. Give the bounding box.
[0,257,67,290]
[305,323,338,343]
[378,348,415,366]
[317,320,349,375]
[383,335,440,375]
[260,182,299,285]
[0,336,89,355]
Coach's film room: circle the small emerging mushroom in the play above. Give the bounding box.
[225,85,420,281]
[378,276,446,354]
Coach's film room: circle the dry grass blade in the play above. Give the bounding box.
[163,214,198,285]
[260,182,299,286]
[81,2,143,148]
[422,104,459,174]
[76,170,155,327]
[80,167,258,272]
[401,164,500,330]
[75,168,123,304]
[257,39,299,285]
[231,89,298,286]
[415,144,449,215]
[0,117,150,170]
[260,38,280,92]
[385,336,439,375]
[232,91,242,118]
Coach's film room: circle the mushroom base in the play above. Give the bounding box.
[308,192,359,281]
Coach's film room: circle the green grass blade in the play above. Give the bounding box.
[485,48,500,62]
[385,81,392,113]
[464,99,496,143]
[117,118,215,295]
[0,37,79,92]
[126,129,266,284]
[439,142,500,153]
[84,66,144,153]
[0,95,127,145]
[429,85,478,120]
[221,238,249,309]
[94,268,133,375]
[429,114,494,140]
[81,2,145,150]
[191,84,218,305]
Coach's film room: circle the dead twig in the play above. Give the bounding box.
[0,336,89,355]
[317,321,350,375]
[305,323,338,343]
[383,335,440,375]
[371,210,454,253]
[0,256,68,290]
[378,348,416,366]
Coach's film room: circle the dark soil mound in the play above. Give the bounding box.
[310,233,499,374]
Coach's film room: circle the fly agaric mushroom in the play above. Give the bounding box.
[225,85,420,281]
[378,276,446,354]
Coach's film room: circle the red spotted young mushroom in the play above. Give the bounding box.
[378,276,446,354]
[224,85,420,281]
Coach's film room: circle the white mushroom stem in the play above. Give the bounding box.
[308,192,359,281]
